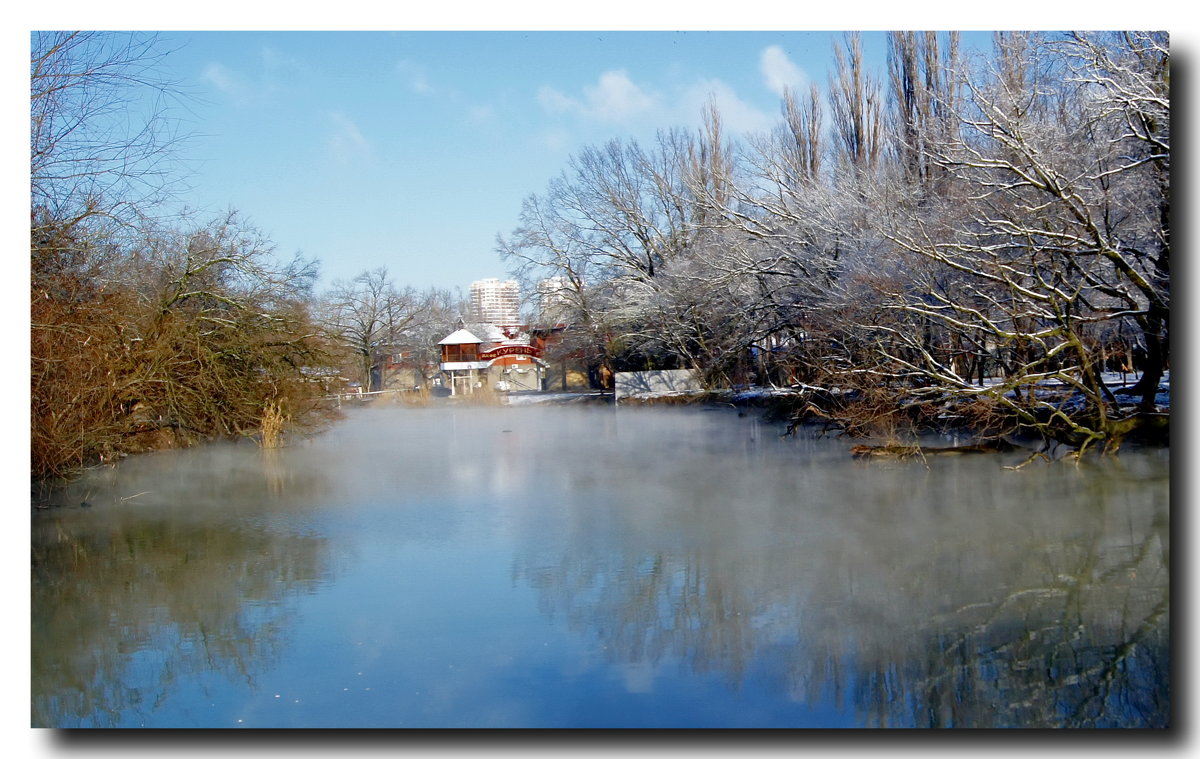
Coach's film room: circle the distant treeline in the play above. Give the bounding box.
[500,32,1169,452]
[31,32,1170,481]
[31,33,347,480]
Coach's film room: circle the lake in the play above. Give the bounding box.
[31,404,1170,728]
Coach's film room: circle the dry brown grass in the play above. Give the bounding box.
[31,224,333,480]
[399,386,434,406]
[258,402,287,449]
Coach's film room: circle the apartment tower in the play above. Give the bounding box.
[470,278,521,327]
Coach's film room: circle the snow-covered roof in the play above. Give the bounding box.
[476,323,507,342]
[438,328,482,345]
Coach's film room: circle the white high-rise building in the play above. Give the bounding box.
[536,276,573,323]
[470,278,521,326]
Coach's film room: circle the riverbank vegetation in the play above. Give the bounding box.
[31,32,1169,482]
[501,32,1169,453]
[315,267,464,393]
[31,32,338,480]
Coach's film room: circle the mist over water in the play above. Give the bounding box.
[32,404,1169,728]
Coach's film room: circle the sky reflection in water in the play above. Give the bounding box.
[32,405,1169,728]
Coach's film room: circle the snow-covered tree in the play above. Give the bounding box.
[319,268,436,391]
[875,31,1170,449]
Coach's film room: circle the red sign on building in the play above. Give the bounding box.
[479,344,541,361]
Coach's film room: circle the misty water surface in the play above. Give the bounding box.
[32,404,1169,728]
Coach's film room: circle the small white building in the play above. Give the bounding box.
[437,324,547,395]
[438,328,490,396]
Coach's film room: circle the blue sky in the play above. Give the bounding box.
[150,30,926,294]
[17,5,1186,299]
[11,8,1196,754]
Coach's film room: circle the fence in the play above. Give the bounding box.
[613,369,703,403]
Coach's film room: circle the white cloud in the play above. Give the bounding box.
[260,46,306,75]
[760,45,807,97]
[201,47,313,105]
[467,104,496,123]
[258,47,313,95]
[328,112,371,165]
[395,60,434,95]
[537,70,656,123]
[537,127,571,153]
[202,62,249,102]
[679,79,774,135]
[536,85,576,115]
[584,70,656,121]
[534,65,779,149]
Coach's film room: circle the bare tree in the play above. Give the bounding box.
[873,32,1170,450]
[319,268,439,392]
[829,32,885,174]
[499,126,720,381]
[498,191,622,387]
[1056,31,1170,410]
[493,31,1168,450]
[31,31,188,244]
[30,32,332,480]
[32,210,329,479]
[887,31,961,191]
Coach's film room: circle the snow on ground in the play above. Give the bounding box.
[501,371,1170,411]
[505,391,611,406]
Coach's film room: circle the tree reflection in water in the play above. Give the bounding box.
[31,406,1168,728]
[511,420,1168,728]
[31,445,333,728]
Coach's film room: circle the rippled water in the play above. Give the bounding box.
[31,404,1169,727]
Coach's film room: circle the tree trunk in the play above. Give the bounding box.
[1129,305,1167,411]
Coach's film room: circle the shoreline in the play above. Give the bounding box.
[609,377,1171,457]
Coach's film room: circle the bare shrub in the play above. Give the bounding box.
[259,402,287,449]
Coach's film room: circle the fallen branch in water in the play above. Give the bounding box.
[850,439,1017,458]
